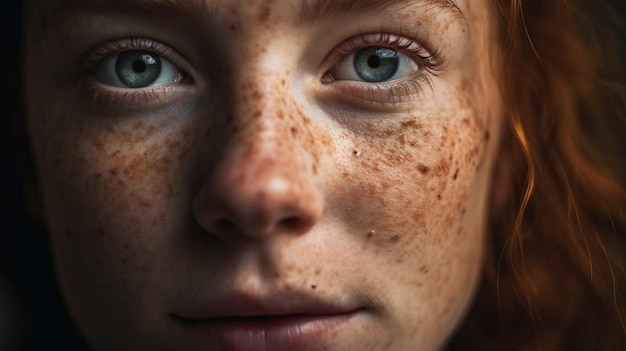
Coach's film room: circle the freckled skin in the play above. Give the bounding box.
[24,0,503,350]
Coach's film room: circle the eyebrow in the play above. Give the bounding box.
[49,0,463,25]
[299,0,463,22]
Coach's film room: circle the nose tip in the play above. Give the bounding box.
[193,166,323,239]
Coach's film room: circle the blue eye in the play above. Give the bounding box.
[354,47,399,82]
[95,50,183,88]
[329,46,419,83]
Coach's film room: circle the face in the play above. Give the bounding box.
[24,0,503,350]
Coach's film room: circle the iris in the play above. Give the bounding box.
[115,50,162,88]
[353,47,399,83]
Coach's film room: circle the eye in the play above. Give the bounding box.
[328,46,420,83]
[94,50,184,88]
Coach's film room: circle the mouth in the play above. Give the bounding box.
[171,290,366,351]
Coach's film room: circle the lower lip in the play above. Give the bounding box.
[175,312,360,351]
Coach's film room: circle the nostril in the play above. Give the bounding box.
[214,218,236,232]
[278,216,307,232]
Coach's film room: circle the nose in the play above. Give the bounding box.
[192,93,324,240]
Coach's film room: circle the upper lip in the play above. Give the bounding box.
[173,289,361,321]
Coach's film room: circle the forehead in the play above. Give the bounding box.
[33,0,469,27]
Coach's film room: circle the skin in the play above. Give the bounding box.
[24,0,504,350]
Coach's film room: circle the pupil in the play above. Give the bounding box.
[368,55,381,68]
[133,60,147,73]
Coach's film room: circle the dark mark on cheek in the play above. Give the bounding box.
[258,5,271,22]
[417,163,429,174]
[453,169,459,180]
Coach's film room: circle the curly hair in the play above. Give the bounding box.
[451,0,626,349]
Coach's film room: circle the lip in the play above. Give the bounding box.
[172,290,365,351]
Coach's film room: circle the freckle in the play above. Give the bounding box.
[311,285,317,290]
[93,138,104,150]
[254,110,262,118]
[417,163,429,174]
[314,268,321,276]
[280,79,286,86]
[388,235,400,244]
[420,265,429,274]
[484,131,491,141]
[437,194,442,200]
[258,5,271,22]
[132,120,144,129]
[138,199,152,208]
[366,230,375,239]
[109,168,118,176]
[401,120,421,129]
[453,169,459,180]
[353,150,361,158]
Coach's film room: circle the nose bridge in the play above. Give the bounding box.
[228,74,301,172]
[192,59,323,239]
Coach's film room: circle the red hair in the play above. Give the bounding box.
[453,0,626,349]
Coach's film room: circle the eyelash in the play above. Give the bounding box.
[76,33,444,109]
[76,37,191,109]
[322,32,445,103]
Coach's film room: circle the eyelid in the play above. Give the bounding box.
[74,37,196,112]
[77,37,194,84]
[318,32,445,109]
[321,32,444,82]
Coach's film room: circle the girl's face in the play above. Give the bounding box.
[25,0,503,350]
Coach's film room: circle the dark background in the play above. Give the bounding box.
[1,1,625,350]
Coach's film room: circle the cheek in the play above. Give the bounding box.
[29,104,201,299]
[327,100,490,340]
[333,108,485,259]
